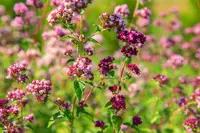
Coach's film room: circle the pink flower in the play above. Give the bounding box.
[13,3,28,15]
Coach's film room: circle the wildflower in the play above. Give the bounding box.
[110,95,126,111]
[153,74,169,85]
[84,47,94,56]
[26,0,43,8]
[108,85,121,93]
[98,56,115,76]
[26,79,52,102]
[13,3,28,15]
[94,120,105,128]
[7,89,25,101]
[47,5,73,26]
[132,115,142,126]
[79,100,87,108]
[190,89,200,108]
[165,54,184,69]
[114,4,130,18]
[184,117,199,132]
[7,62,27,79]
[127,64,140,75]
[100,13,126,32]
[23,113,35,123]
[54,98,71,110]
[118,29,146,46]
[65,0,93,14]
[67,57,94,80]
[121,45,138,58]
[136,7,151,19]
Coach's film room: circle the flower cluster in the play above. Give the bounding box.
[13,3,28,15]
[47,5,73,26]
[190,89,200,108]
[7,89,25,101]
[7,62,27,80]
[127,64,140,75]
[121,45,138,58]
[48,0,92,26]
[108,85,121,93]
[54,98,71,110]
[110,95,126,111]
[23,113,35,123]
[65,0,93,13]
[153,74,169,85]
[26,80,52,102]
[67,57,94,80]
[165,54,184,69]
[100,13,126,32]
[94,120,105,129]
[114,4,130,18]
[184,117,199,132]
[26,0,43,8]
[98,56,115,76]
[132,115,142,126]
[118,29,146,46]
[136,7,151,30]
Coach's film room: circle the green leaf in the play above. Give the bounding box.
[80,9,85,15]
[87,38,102,46]
[63,109,72,120]
[76,107,94,122]
[74,80,86,101]
[47,111,65,128]
[18,38,32,51]
[105,101,112,107]
[112,115,122,132]
[60,35,78,41]
[93,24,102,32]
[108,71,115,77]
[151,112,161,124]
[67,59,75,64]
[123,122,132,127]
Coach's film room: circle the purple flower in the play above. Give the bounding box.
[118,29,146,46]
[190,89,200,108]
[121,45,138,58]
[47,5,73,26]
[108,85,121,93]
[7,62,27,79]
[94,120,105,128]
[26,0,43,8]
[114,4,130,18]
[54,98,71,110]
[98,56,115,76]
[65,0,93,13]
[184,117,199,132]
[23,113,35,123]
[67,57,94,80]
[127,64,140,75]
[100,13,126,32]
[132,115,142,126]
[165,54,184,69]
[13,3,28,15]
[136,7,151,19]
[26,79,52,102]
[7,89,25,101]
[153,74,169,85]
[0,99,8,107]
[110,95,126,111]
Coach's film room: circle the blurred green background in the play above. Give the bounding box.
[0,0,200,133]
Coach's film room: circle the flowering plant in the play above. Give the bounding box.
[0,0,200,133]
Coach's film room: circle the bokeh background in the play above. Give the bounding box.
[0,0,200,133]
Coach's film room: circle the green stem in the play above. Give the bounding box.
[70,96,77,133]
